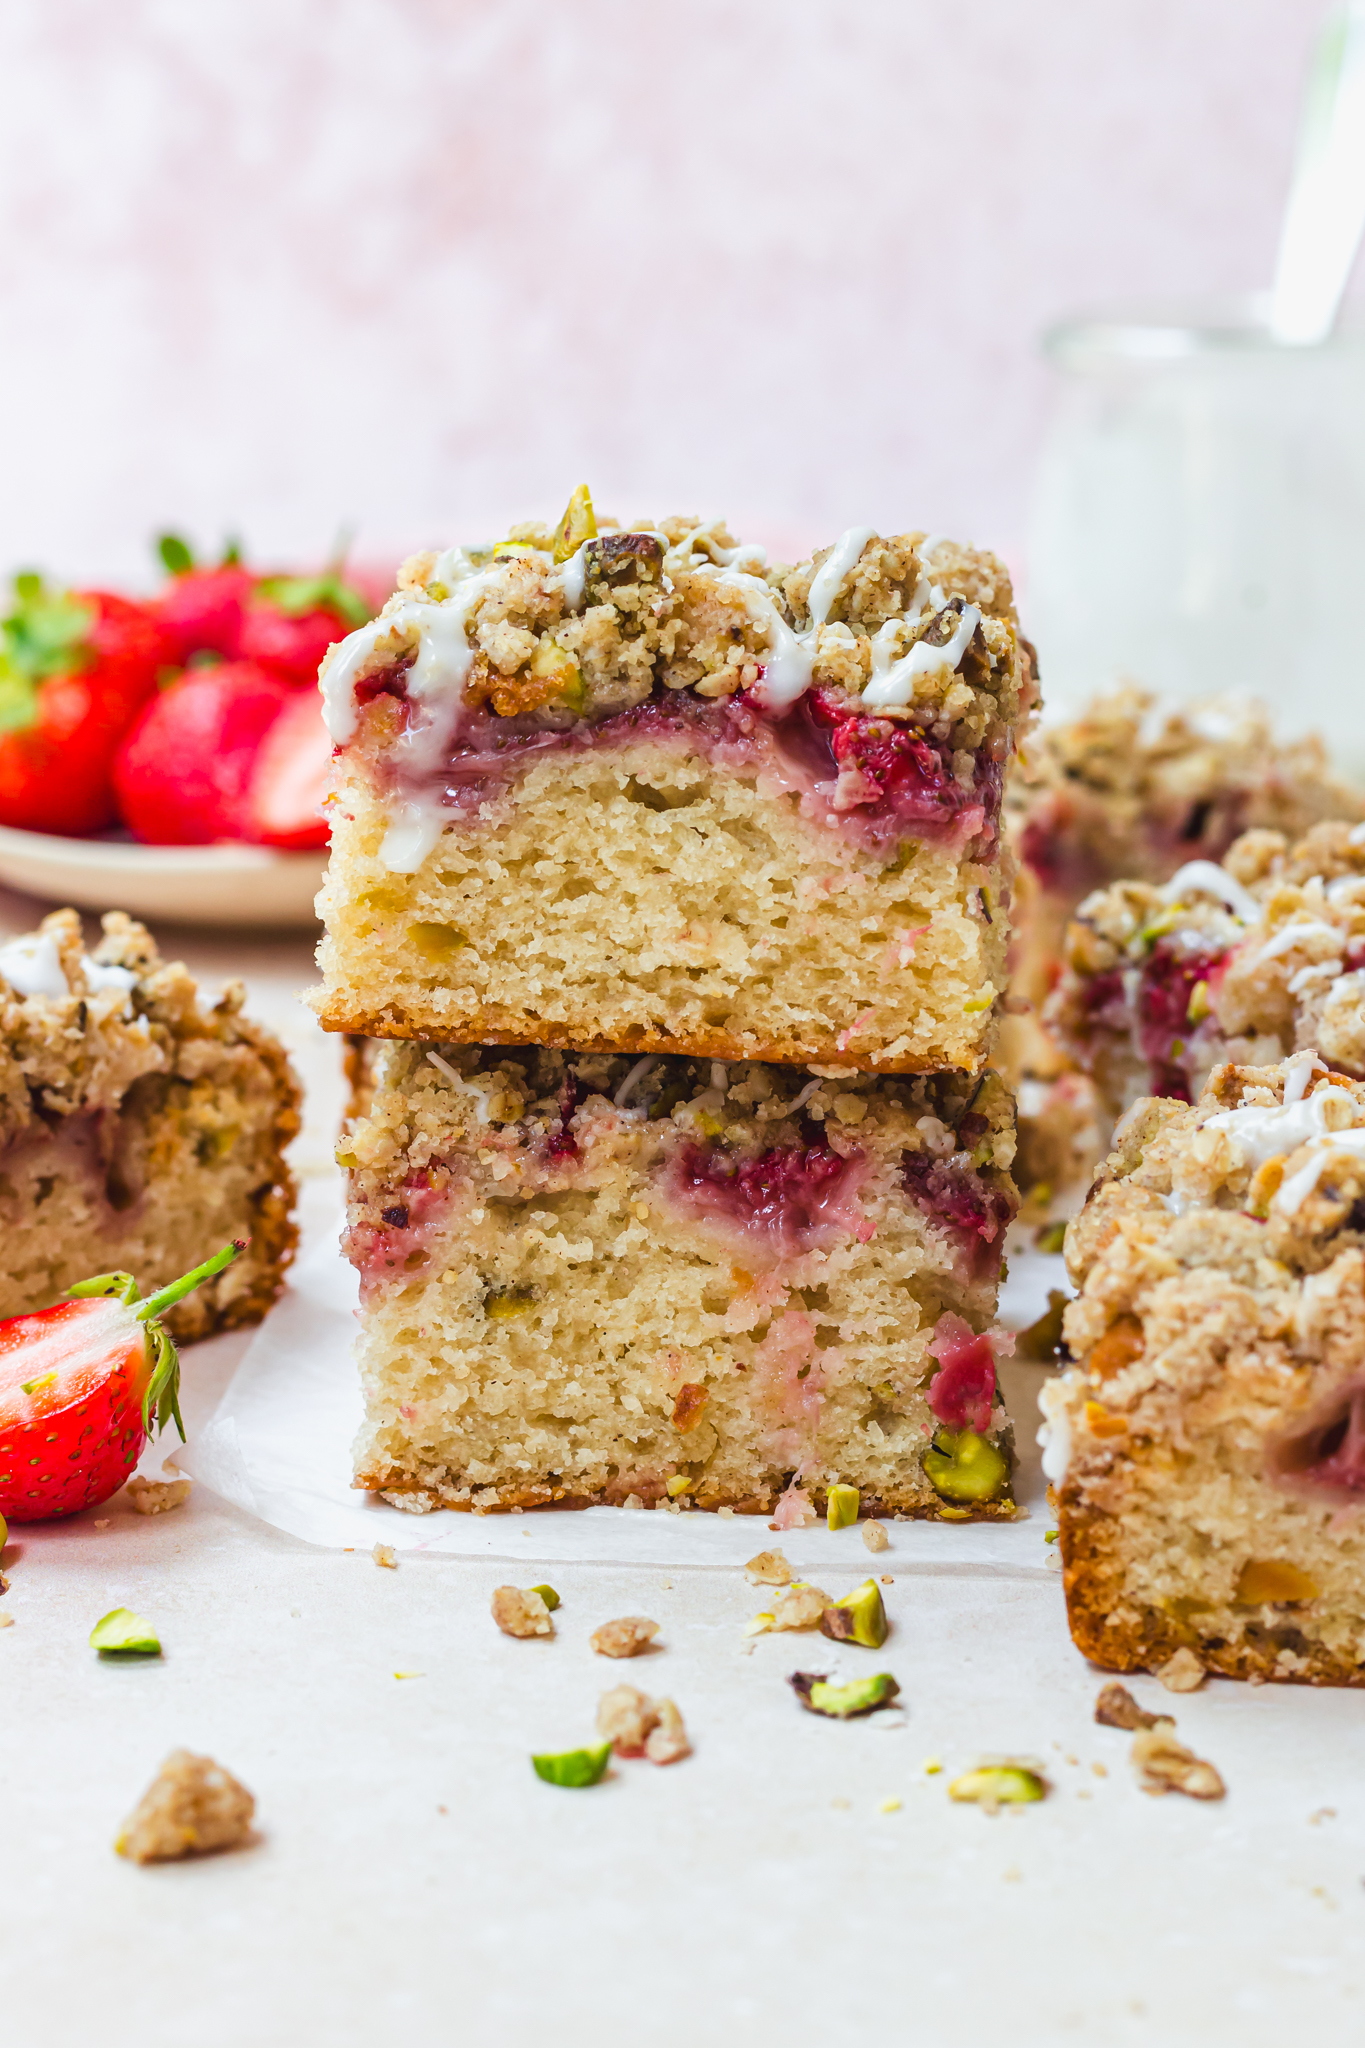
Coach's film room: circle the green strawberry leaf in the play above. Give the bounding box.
[219,535,244,568]
[255,573,372,629]
[0,575,94,721]
[157,533,196,576]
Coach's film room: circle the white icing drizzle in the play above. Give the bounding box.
[0,932,67,999]
[556,540,591,610]
[1037,1376,1073,1485]
[80,956,135,995]
[1288,960,1342,994]
[1201,1070,1363,1200]
[1159,861,1263,924]
[1249,919,1341,964]
[1282,1048,1324,1105]
[714,569,814,711]
[806,526,877,626]
[862,601,981,711]
[1350,822,1365,847]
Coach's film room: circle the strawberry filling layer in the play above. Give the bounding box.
[360,672,1002,857]
[665,1135,870,1254]
[1082,941,1229,1101]
[900,1152,1014,1276]
[1270,1380,1365,1501]
[344,1171,459,1305]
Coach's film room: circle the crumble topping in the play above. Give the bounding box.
[491,1586,554,1638]
[115,1749,255,1864]
[590,1615,660,1659]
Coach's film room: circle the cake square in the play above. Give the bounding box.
[1048,821,1365,1125]
[341,1042,1019,1517]
[0,909,298,1336]
[314,505,1034,1075]
[1043,1055,1365,1684]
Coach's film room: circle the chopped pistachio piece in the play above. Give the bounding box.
[949,1765,1046,1807]
[1034,1220,1068,1255]
[0,1511,7,1551]
[553,484,597,563]
[665,1475,692,1498]
[527,1583,560,1611]
[819,1578,888,1648]
[532,1740,613,1788]
[90,1607,161,1658]
[826,1483,860,1531]
[789,1670,901,1718]
[923,1427,1009,1504]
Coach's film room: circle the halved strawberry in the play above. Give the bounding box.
[114,661,291,844]
[0,1243,242,1522]
[0,577,169,835]
[246,689,333,849]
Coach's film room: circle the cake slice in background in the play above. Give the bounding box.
[1047,820,1365,1124]
[1001,690,1365,1211]
[1043,1055,1365,1685]
[0,909,298,1335]
[341,1042,1018,1518]
[313,499,1036,1076]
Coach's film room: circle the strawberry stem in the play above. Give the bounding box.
[135,1240,246,1324]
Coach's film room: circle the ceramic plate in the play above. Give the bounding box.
[0,825,325,928]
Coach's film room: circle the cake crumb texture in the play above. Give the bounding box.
[116,1749,256,1864]
[0,909,298,1336]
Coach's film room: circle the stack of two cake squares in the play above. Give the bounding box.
[312,501,1036,1521]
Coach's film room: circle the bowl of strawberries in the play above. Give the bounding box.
[0,535,384,927]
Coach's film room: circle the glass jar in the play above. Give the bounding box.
[1027,298,1365,769]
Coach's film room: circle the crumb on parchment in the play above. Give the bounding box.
[1130,1722,1225,1800]
[590,1615,660,1659]
[596,1685,691,1764]
[126,1476,193,1516]
[745,1549,793,1586]
[115,1749,255,1864]
[862,1522,890,1553]
[1155,1648,1206,1694]
[372,1543,397,1568]
[1094,1683,1159,1731]
[491,1586,553,1638]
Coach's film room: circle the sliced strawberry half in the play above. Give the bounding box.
[114,661,291,844]
[246,689,333,850]
[0,1242,243,1521]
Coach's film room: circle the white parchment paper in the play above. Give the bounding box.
[182,1180,1068,1571]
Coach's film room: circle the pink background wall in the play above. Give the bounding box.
[0,0,1332,585]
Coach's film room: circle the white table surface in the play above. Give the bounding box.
[1,887,1362,2048]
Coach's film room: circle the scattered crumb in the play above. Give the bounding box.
[372,1543,397,1569]
[1130,1721,1225,1800]
[93,1519,111,1530]
[437,1804,448,1815]
[738,1640,755,1656]
[1094,1682,1158,1731]
[660,1580,672,1591]
[879,1796,902,1813]
[1311,1807,1338,1824]
[491,1586,554,1638]
[862,1521,890,1554]
[126,1476,193,1517]
[744,1549,793,1586]
[622,1493,644,1511]
[393,1670,424,1680]
[596,1684,691,1763]
[745,1582,831,1635]
[1155,1647,1206,1694]
[0,1613,13,1629]
[590,1615,661,1659]
[1003,1865,1022,1882]
[343,1546,354,1553]
[1065,1754,1079,1766]
[115,1749,255,1865]
[923,1757,943,1775]
[1077,1788,1093,1800]
[1092,1762,1108,1778]
[717,1506,735,1519]
[880,1575,894,1585]
[831,1796,851,1810]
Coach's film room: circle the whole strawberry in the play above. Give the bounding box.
[0,1242,242,1522]
[154,534,255,667]
[0,576,169,835]
[241,571,372,688]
